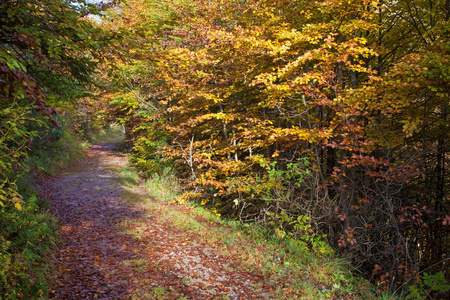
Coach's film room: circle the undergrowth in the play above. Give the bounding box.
[0,190,57,299]
[27,131,85,176]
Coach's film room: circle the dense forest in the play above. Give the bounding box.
[1,0,449,298]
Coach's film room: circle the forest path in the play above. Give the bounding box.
[40,144,277,299]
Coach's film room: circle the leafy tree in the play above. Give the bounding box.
[104,0,449,295]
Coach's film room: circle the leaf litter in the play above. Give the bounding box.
[39,143,278,299]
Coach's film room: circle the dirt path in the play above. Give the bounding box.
[41,144,276,299]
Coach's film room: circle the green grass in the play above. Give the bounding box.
[113,166,140,186]
[144,167,181,203]
[150,286,169,300]
[113,162,376,299]
[123,258,148,271]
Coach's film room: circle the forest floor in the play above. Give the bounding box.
[38,143,371,300]
[38,143,279,299]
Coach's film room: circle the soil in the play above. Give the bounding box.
[40,144,277,299]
